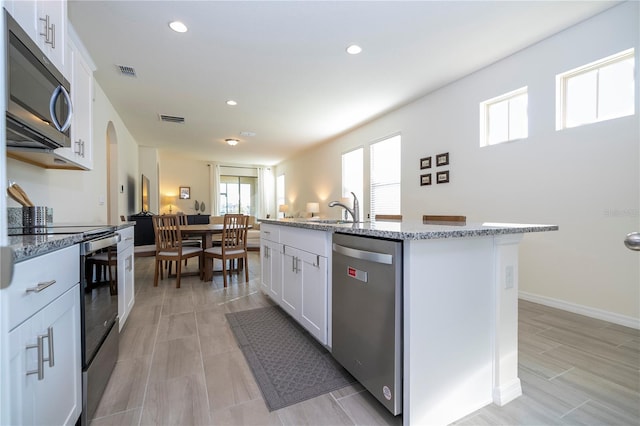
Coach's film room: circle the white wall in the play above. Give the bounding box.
[6,81,139,224]
[157,152,211,215]
[277,2,639,325]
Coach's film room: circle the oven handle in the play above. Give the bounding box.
[83,234,121,254]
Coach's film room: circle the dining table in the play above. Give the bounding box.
[180,223,251,282]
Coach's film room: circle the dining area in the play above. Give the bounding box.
[151,213,252,288]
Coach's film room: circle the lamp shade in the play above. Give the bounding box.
[306,202,320,214]
[278,204,289,213]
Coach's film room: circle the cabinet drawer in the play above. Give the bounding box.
[117,226,135,252]
[260,223,280,242]
[280,226,330,256]
[6,245,80,331]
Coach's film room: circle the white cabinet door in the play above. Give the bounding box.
[36,0,66,73]
[300,253,328,344]
[117,227,135,330]
[4,0,66,73]
[260,239,271,295]
[281,246,302,320]
[268,241,282,303]
[8,285,81,426]
[55,28,93,170]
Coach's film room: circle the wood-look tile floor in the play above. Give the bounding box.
[90,254,640,426]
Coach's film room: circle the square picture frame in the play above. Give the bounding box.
[420,156,432,169]
[420,173,432,186]
[436,170,450,184]
[436,152,449,166]
[179,186,191,199]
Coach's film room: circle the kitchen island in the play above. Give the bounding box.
[259,218,558,426]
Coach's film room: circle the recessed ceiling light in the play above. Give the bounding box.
[169,21,188,33]
[226,100,238,106]
[346,44,362,55]
[225,139,239,146]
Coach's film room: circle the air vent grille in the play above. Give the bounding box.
[117,65,137,77]
[159,114,185,124]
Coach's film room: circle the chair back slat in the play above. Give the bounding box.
[152,214,184,254]
[177,212,189,226]
[222,214,249,253]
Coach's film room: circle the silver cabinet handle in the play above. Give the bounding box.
[26,327,54,380]
[26,280,56,293]
[49,85,73,132]
[44,327,54,368]
[26,335,45,380]
[624,232,640,251]
[333,243,393,265]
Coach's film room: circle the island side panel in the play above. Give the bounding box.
[492,233,523,405]
[403,236,494,426]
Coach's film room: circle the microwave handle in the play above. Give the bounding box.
[49,85,73,132]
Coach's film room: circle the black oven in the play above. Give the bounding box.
[79,230,120,426]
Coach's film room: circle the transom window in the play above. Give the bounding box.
[556,48,635,130]
[480,87,528,147]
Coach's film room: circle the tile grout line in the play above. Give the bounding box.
[192,290,214,422]
[135,282,166,426]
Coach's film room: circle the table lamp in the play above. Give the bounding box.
[278,204,289,218]
[306,202,320,218]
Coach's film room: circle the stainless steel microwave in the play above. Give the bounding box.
[5,9,72,153]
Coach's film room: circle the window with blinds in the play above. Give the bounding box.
[370,135,401,218]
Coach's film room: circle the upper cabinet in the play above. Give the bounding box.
[59,24,94,170]
[4,0,67,74]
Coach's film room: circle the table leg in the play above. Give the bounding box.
[203,234,213,281]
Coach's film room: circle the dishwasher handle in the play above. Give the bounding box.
[333,243,393,265]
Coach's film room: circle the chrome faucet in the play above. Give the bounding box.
[328,192,360,222]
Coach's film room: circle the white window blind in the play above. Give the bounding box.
[370,135,401,218]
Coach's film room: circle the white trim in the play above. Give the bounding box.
[519,291,640,330]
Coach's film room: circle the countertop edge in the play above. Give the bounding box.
[258,218,559,240]
[10,234,84,263]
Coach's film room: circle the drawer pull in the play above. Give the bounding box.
[26,327,54,380]
[25,280,56,294]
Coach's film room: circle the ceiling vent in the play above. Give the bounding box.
[159,114,185,124]
[116,65,137,77]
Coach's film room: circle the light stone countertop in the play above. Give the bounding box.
[8,223,134,262]
[259,218,558,240]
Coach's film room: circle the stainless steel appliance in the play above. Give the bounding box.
[4,9,73,155]
[332,233,403,415]
[8,224,120,425]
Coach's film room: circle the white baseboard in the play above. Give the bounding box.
[519,291,640,330]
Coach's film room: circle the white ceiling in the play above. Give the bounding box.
[68,0,618,166]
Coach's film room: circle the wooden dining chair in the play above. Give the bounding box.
[152,214,203,288]
[176,212,202,267]
[203,214,249,287]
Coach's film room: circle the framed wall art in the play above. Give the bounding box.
[420,173,432,186]
[436,152,449,166]
[179,186,191,199]
[420,156,432,169]
[436,171,450,184]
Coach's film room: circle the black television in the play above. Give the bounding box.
[141,174,150,214]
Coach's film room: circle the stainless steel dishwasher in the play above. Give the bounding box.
[332,233,402,415]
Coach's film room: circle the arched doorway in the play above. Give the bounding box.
[106,122,119,224]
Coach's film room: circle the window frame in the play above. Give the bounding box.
[479,86,529,147]
[556,48,635,130]
[369,134,401,219]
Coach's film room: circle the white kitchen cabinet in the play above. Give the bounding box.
[281,245,328,344]
[117,226,135,331]
[261,239,282,303]
[4,0,67,73]
[55,24,94,170]
[261,225,330,345]
[260,224,282,303]
[3,245,81,426]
